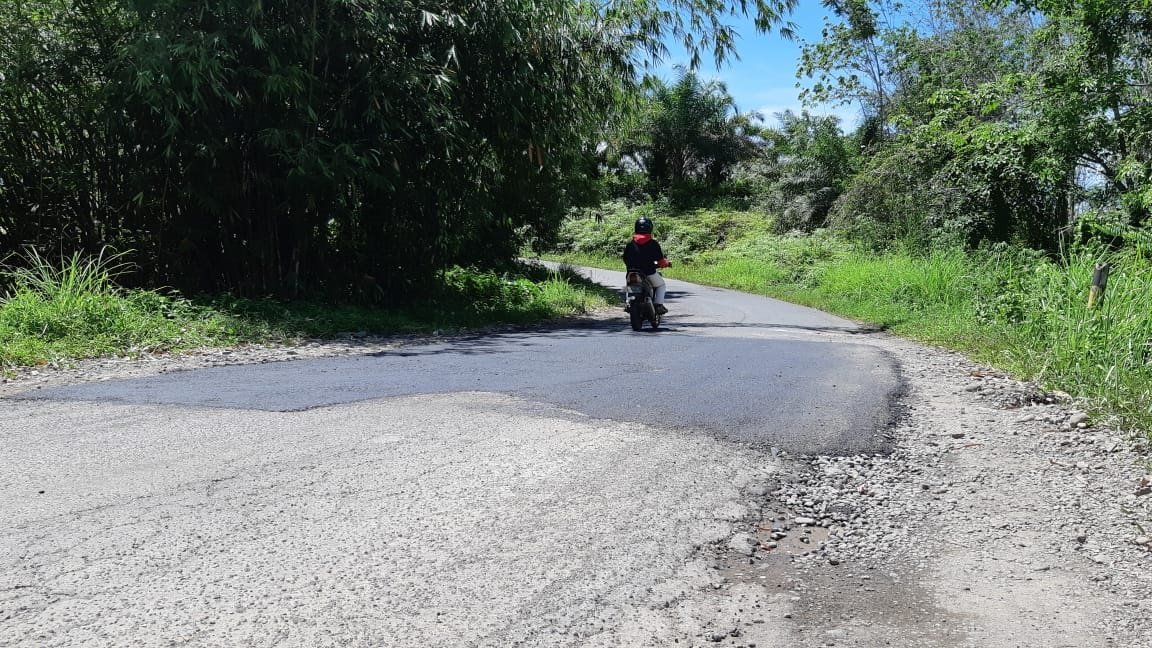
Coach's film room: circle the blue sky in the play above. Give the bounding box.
[659,3,861,128]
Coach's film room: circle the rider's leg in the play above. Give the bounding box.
[648,273,667,312]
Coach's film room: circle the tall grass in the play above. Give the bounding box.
[993,247,1152,424]
[785,248,995,347]
[0,252,613,369]
[0,248,252,366]
[535,272,609,315]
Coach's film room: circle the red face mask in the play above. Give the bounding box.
[632,233,652,245]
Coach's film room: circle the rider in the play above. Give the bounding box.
[622,216,671,314]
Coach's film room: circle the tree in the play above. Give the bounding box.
[798,0,900,135]
[0,1,133,261]
[0,0,799,298]
[762,110,854,231]
[1019,0,1152,227]
[616,70,765,192]
[799,0,1079,249]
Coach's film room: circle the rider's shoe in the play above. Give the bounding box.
[655,304,668,315]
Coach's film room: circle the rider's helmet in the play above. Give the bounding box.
[634,217,653,234]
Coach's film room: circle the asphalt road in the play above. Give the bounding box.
[0,267,902,647]
[16,267,898,454]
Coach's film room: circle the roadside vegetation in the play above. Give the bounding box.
[551,205,1152,434]
[0,250,612,370]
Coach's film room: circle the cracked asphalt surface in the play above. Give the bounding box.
[1,269,901,647]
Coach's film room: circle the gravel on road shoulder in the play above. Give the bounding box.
[724,333,1152,647]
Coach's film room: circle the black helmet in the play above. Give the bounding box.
[634,217,653,234]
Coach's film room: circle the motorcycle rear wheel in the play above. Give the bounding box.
[630,309,644,331]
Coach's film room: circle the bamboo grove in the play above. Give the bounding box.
[0,0,793,298]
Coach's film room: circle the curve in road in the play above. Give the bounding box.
[20,267,901,455]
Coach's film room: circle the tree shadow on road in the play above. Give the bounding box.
[367,308,884,359]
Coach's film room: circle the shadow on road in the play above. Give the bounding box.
[370,312,882,359]
[662,320,884,335]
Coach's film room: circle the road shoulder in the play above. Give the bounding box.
[724,333,1152,646]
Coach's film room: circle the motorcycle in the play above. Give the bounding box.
[623,268,661,331]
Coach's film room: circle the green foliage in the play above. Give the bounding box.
[552,201,644,258]
[744,240,1152,431]
[758,110,856,232]
[0,247,244,365]
[798,1,897,127]
[802,1,1076,251]
[1022,0,1152,226]
[611,71,766,197]
[796,0,1092,252]
[435,267,551,322]
[0,0,796,300]
[0,252,612,368]
[555,201,773,264]
[960,242,1152,426]
[827,139,936,249]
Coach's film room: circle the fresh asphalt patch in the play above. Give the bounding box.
[19,325,900,455]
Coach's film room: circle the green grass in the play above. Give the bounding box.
[0,252,613,370]
[550,206,1152,436]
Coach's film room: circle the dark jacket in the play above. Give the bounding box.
[622,234,667,275]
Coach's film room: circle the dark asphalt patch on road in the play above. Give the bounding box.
[19,327,900,455]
